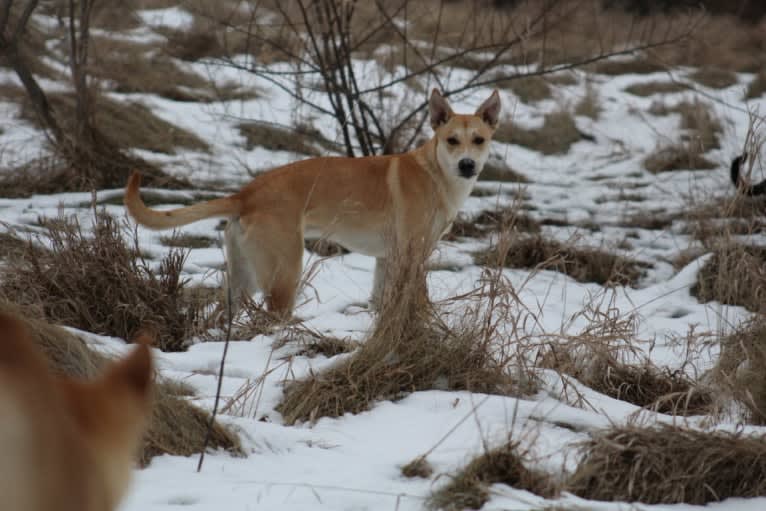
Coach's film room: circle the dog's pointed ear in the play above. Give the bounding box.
[429,89,453,130]
[106,337,153,398]
[475,90,501,129]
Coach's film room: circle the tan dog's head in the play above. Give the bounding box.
[58,338,154,508]
[429,89,501,181]
[0,311,154,511]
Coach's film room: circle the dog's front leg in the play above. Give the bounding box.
[370,257,387,309]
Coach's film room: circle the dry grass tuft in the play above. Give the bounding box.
[479,158,529,183]
[401,457,434,479]
[304,238,350,257]
[140,389,242,466]
[712,318,766,423]
[276,238,528,425]
[691,243,766,313]
[591,58,664,75]
[644,143,717,173]
[477,234,649,287]
[294,335,358,358]
[546,348,712,414]
[574,80,601,120]
[90,37,223,102]
[428,442,555,510]
[689,67,738,89]
[0,300,241,464]
[624,81,689,96]
[676,99,722,150]
[566,425,766,505]
[159,233,218,249]
[20,93,208,155]
[746,71,766,100]
[496,111,584,155]
[239,122,338,156]
[0,230,29,261]
[540,307,712,415]
[0,210,212,351]
[501,76,552,103]
[448,205,540,241]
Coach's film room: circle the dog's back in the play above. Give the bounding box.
[0,312,153,511]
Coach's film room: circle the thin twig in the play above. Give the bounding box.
[196,268,234,472]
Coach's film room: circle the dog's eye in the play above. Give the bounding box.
[447,137,459,146]
[473,136,485,145]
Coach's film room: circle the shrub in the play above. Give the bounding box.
[0,209,211,351]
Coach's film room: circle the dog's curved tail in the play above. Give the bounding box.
[124,172,242,230]
[731,153,766,196]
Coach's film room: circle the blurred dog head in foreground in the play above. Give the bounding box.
[0,311,153,511]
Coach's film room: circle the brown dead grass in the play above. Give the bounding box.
[644,143,717,173]
[689,67,738,89]
[428,442,555,510]
[447,206,541,241]
[18,93,208,155]
[501,76,552,103]
[566,425,766,505]
[277,238,529,425]
[574,80,601,120]
[477,234,649,287]
[401,457,434,479]
[712,318,766,424]
[540,307,712,415]
[479,158,529,183]
[677,99,722,150]
[0,300,241,465]
[90,37,205,100]
[746,71,766,99]
[496,111,583,155]
[140,389,242,466]
[239,122,339,156]
[591,58,665,75]
[544,346,712,414]
[0,210,212,351]
[304,238,350,257]
[691,243,766,313]
[624,81,689,96]
[159,233,218,249]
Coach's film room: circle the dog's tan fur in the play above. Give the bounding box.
[0,312,153,511]
[124,89,501,316]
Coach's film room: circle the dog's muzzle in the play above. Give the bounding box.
[458,158,476,178]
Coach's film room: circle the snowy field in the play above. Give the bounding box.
[1,4,766,511]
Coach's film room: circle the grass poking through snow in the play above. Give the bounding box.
[277,239,532,425]
[566,425,766,505]
[428,441,556,510]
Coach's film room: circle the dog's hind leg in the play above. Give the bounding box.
[223,218,260,313]
[240,217,303,319]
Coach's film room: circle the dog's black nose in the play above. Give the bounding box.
[458,158,476,178]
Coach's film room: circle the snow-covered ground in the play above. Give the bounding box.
[1,5,765,511]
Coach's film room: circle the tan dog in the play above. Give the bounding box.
[125,89,501,317]
[0,312,153,511]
